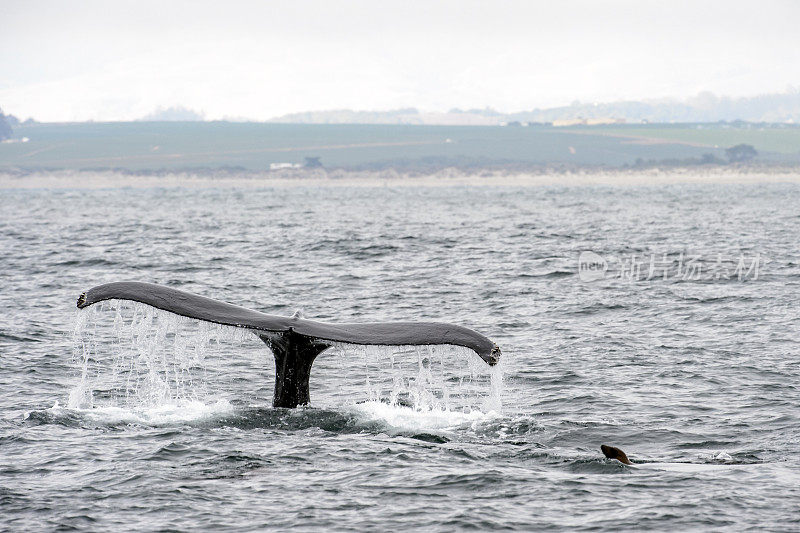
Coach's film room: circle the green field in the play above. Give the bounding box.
[569,124,800,154]
[1,122,798,172]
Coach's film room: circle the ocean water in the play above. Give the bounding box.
[1,176,799,530]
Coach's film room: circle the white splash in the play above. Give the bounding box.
[51,398,235,426]
[345,400,502,433]
[327,340,503,414]
[71,300,248,411]
[714,451,734,462]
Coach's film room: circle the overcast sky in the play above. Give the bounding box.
[2,0,799,121]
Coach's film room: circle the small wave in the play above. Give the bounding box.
[146,441,195,461]
[676,294,756,304]
[568,303,627,315]
[0,332,44,343]
[675,439,739,449]
[631,461,756,473]
[164,265,226,273]
[517,270,574,279]
[192,452,273,480]
[421,470,508,490]
[346,244,401,259]
[51,258,117,267]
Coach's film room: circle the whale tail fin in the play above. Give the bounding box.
[76,282,501,408]
[601,444,632,465]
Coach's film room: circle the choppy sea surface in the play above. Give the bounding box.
[1,175,799,531]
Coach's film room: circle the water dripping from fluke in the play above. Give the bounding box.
[70,282,504,423]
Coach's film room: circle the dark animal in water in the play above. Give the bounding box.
[601,444,632,465]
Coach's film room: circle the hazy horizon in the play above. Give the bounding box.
[7,89,800,125]
[2,0,799,122]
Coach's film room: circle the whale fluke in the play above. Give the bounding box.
[601,444,632,465]
[76,281,501,408]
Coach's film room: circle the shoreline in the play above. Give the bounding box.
[2,165,800,189]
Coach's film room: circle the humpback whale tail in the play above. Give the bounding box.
[76,282,501,408]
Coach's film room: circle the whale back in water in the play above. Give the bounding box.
[76,281,501,407]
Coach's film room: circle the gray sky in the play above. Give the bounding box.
[2,0,799,121]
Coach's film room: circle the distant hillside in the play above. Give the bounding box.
[509,92,800,124]
[270,91,800,125]
[0,108,13,140]
[268,108,498,126]
[139,106,205,121]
